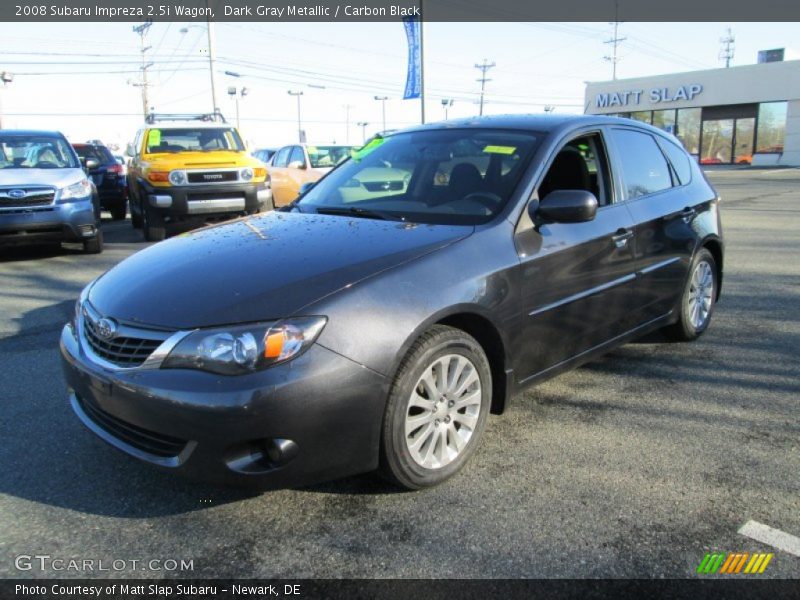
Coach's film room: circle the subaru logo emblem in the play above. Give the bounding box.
[8,189,26,199]
[95,318,118,340]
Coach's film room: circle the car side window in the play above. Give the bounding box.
[538,132,613,206]
[272,147,290,168]
[657,137,693,186]
[133,130,143,157]
[289,146,306,166]
[610,129,672,200]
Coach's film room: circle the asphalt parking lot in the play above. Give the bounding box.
[0,168,797,579]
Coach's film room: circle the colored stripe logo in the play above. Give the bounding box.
[697,552,773,574]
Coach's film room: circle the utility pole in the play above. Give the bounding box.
[603,2,626,81]
[474,59,495,116]
[357,122,369,144]
[343,104,353,144]
[132,22,152,119]
[288,90,304,142]
[374,96,388,133]
[205,2,219,116]
[719,27,735,68]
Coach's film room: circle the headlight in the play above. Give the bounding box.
[59,178,92,202]
[162,316,327,375]
[169,170,187,185]
[239,167,254,181]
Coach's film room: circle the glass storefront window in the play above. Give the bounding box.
[631,111,652,124]
[756,102,787,153]
[652,109,677,134]
[676,108,701,155]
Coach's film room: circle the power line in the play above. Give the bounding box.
[474,59,495,116]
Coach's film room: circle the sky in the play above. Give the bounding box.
[0,20,798,150]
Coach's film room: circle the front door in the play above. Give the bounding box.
[515,131,640,380]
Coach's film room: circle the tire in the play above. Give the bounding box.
[83,229,103,254]
[664,248,717,341]
[131,207,143,229]
[380,325,492,490]
[143,204,166,242]
[110,199,127,221]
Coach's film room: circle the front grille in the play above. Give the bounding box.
[77,395,188,458]
[0,188,56,207]
[83,316,163,368]
[187,170,238,184]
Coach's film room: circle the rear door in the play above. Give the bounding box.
[606,127,696,323]
[515,129,640,380]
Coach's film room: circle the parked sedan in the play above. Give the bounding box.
[267,144,353,206]
[60,115,723,489]
[73,142,127,220]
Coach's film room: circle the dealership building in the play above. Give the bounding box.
[584,58,800,166]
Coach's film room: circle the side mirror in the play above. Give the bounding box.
[299,181,315,196]
[531,189,598,224]
[85,158,100,171]
[288,160,305,170]
[125,143,136,158]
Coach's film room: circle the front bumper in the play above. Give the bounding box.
[0,198,98,245]
[59,322,387,487]
[141,181,273,219]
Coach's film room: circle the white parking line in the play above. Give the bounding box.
[739,520,800,557]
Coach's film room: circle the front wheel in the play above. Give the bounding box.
[380,325,491,490]
[664,248,717,341]
[143,204,166,242]
[83,229,103,254]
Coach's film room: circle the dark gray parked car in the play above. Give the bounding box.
[61,115,722,489]
[1,130,103,253]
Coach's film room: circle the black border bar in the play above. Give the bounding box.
[4,0,800,22]
[4,579,800,600]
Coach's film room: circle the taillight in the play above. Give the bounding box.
[108,163,124,175]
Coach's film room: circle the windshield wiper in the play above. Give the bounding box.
[314,206,401,221]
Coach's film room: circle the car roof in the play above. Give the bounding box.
[140,121,236,130]
[396,113,654,135]
[0,129,66,137]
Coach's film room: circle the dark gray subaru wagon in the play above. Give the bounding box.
[61,115,723,490]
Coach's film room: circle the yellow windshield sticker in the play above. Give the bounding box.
[148,130,162,147]
[350,135,385,162]
[483,145,516,155]
[306,146,318,154]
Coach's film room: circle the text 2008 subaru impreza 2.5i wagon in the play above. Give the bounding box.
[60,115,723,490]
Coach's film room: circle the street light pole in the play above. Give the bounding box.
[288,90,304,142]
[441,98,454,120]
[343,104,353,144]
[357,122,369,144]
[374,96,388,133]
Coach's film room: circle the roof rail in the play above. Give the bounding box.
[145,110,227,124]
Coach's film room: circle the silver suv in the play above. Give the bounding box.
[0,130,103,253]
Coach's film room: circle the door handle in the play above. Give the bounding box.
[679,207,696,222]
[611,229,634,248]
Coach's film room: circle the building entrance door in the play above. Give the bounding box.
[701,117,756,165]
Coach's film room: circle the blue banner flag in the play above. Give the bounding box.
[403,16,421,100]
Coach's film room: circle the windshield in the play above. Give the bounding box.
[145,127,245,153]
[0,134,80,169]
[298,129,538,225]
[307,145,354,168]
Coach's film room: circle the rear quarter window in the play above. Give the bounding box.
[610,128,672,200]
[658,137,693,186]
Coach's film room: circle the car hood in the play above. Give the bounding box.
[88,211,473,329]
[0,168,85,188]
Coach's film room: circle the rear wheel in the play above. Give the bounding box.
[143,204,166,242]
[664,248,717,341]
[380,325,491,490]
[109,199,127,221]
